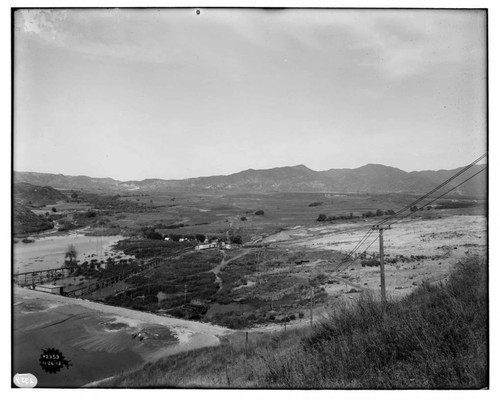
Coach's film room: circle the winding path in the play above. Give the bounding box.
[210,249,251,291]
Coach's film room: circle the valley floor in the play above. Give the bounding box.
[260,214,487,300]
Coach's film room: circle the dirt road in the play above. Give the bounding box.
[210,249,251,291]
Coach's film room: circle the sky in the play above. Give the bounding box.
[13,8,487,181]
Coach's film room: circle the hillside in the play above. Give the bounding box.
[14,182,67,205]
[13,202,54,235]
[14,163,487,196]
[100,256,487,389]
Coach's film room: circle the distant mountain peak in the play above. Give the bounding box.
[13,162,486,196]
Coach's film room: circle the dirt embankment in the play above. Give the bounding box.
[15,286,232,341]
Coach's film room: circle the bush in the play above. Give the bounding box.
[308,202,323,207]
[255,210,265,215]
[317,214,327,222]
[231,235,243,245]
[262,256,487,388]
[195,234,206,243]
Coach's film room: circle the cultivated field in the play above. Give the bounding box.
[13,187,487,387]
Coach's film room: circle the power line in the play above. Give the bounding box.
[376,153,486,226]
[333,229,375,270]
[328,156,486,284]
[374,154,485,226]
[383,166,487,226]
[333,233,380,276]
[332,164,487,302]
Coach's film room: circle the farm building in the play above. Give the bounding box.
[195,241,233,251]
[34,284,64,295]
[195,242,219,251]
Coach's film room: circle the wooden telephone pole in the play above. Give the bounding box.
[372,224,391,308]
[310,286,314,329]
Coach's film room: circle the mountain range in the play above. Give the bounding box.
[13,163,487,197]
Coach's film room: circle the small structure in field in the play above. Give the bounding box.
[195,242,219,251]
[34,284,64,295]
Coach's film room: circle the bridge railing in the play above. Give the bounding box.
[62,257,167,298]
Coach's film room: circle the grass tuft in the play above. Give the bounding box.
[101,255,487,389]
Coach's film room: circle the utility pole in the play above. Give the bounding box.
[372,224,391,308]
[310,286,314,329]
[245,332,249,360]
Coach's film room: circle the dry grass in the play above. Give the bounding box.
[101,255,488,389]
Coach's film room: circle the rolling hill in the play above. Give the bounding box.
[14,182,68,205]
[14,163,487,197]
[13,202,54,235]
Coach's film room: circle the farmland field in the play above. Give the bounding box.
[15,189,487,338]
[25,190,484,326]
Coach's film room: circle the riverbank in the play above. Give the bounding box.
[13,287,232,387]
[13,233,128,274]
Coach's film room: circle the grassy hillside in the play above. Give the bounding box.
[100,255,487,389]
[13,202,54,235]
[14,182,67,205]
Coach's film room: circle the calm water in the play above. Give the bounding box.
[13,298,178,387]
[13,234,129,274]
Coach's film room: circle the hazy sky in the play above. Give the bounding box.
[14,8,487,181]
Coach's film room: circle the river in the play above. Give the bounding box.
[13,233,129,274]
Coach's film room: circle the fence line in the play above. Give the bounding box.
[13,257,167,298]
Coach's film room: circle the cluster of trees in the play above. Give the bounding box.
[436,201,476,209]
[139,226,243,245]
[140,227,212,243]
[317,209,396,222]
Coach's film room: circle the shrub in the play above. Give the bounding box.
[255,210,265,215]
[231,235,243,245]
[262,256,487,388]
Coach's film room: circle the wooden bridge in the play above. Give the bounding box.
[13,266,75,287]
[13,257,167,298]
